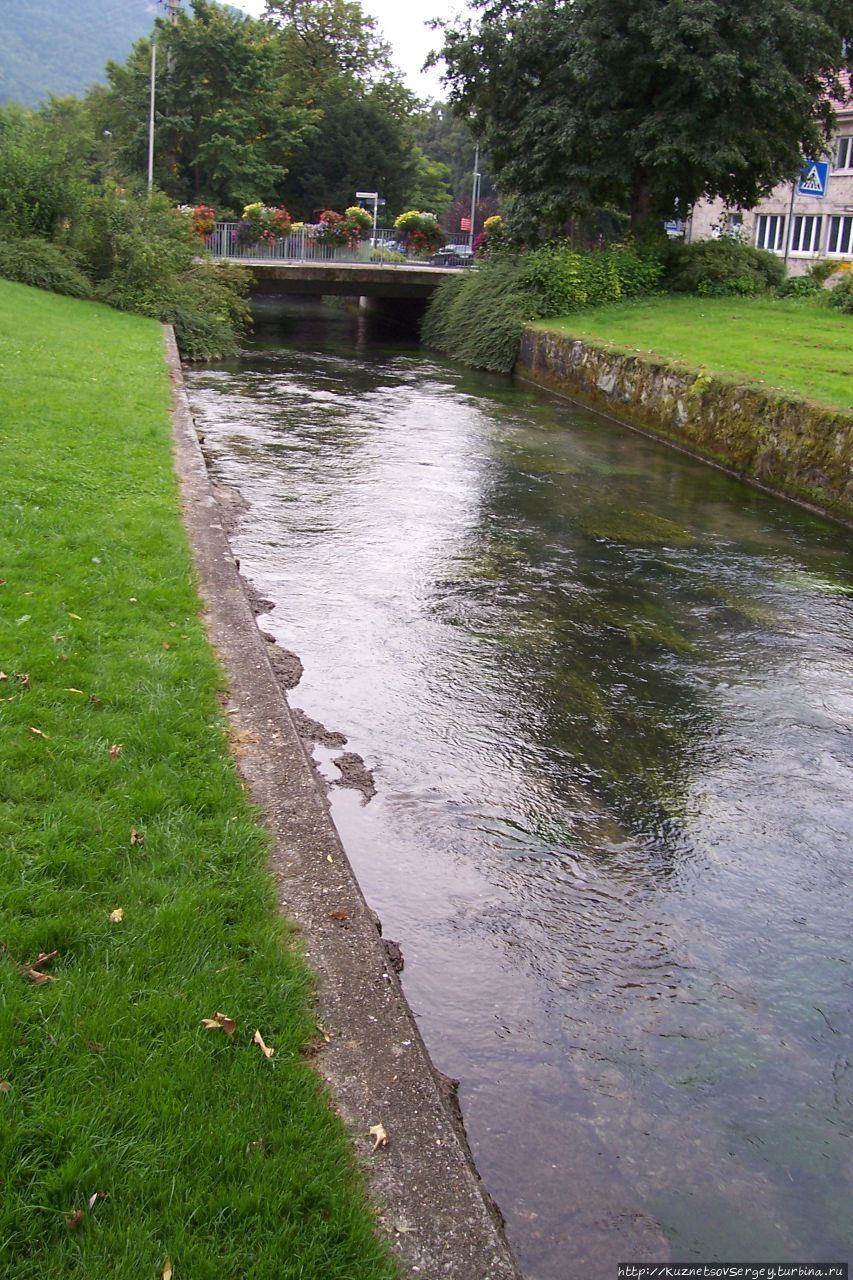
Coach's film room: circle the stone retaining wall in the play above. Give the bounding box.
[517,327,853,523]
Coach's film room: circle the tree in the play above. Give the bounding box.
[97,0,315,209]
[440,0,853,235]
[265,0,393,99]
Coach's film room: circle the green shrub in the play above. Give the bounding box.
[422,240,662,372]
[826,275,853,314]
[776,275,821,299]
[75,188,250,359]
[808,259,841,285]
[422,259,548,372]
[0,237,91,297]
[665,238,785,296]
[0,141,83,237]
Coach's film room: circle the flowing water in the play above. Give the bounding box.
[186,300,853,1278]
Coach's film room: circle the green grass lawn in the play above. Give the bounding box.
[534,295,853,412]
[0,282,397,1280]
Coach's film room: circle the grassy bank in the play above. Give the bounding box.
[0,282,397,1280]
[533,296,853,412]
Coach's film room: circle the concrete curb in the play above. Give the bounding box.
[164,325,522,1280]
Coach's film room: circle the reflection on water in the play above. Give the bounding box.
[187,300,853,1278]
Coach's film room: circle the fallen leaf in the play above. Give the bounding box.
[0,1081,10,1093]
[16,673,30,688]
[109,743,122,759]
[20,966,57,984]
[162,641,172,650]
[65,1209,84,1230]
[163,1257,173,1280]
[129,829,144,846]
[253,1029,275,1059]
[16,615,30,626]
[129,597,138,603]
[68,612,82,620]
[88,694,101,704]
[29,727,48,739]
[368,1123,389,1153]
[109,908,124,924]
[87,1041,105,1053]
[0,579,6,586]
[201,1012,236,1036]
[87,1191,109,1212]
[34,951,58,967]
[51,633,65,643]
[0,672,6,680]
[64,688,86,695]
[328,911,349,922]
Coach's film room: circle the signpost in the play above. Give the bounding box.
[798,161,829,199]
[355,191,380,246]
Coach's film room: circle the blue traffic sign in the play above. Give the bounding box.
[798,160,829,198]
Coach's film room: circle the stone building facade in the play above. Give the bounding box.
[686,90,853,275]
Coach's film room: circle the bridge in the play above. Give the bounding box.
[207,223,468,299]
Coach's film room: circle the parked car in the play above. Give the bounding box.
[428,244,474,267]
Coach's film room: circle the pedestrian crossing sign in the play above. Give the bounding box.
[798,161,829,197]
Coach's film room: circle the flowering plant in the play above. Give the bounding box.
[235,202,293,245]
[344,206,373,239]
[192,204,216,236]
[393,210,443,256]
[474,214,507,257]
[314,210,352,247]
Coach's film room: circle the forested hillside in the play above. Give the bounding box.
[0,0,159,106]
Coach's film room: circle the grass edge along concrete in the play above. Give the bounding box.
[0,280,399,1280]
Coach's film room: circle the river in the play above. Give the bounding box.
[186,299,853,1278]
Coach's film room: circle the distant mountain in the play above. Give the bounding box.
[0,0,161,106]
[0,0,244,108]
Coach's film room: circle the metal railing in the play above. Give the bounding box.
[204,223,475,268]
[206,223,404,266]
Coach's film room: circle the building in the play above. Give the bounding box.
[686,80,853,275]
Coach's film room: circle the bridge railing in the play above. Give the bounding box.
[206,222,406,266]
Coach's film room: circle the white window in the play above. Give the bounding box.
[827,216,853,256]
[835,136,853,171]
[755,215,786,252]
[789,215,822,255]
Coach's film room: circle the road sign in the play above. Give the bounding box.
[798,161,829,198]
[460,217,472,231]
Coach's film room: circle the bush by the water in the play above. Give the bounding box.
[422,242,662,372]
[665,237,785,296]
[422,261,550,372]
[0,237,91,298]
[74,189,251,360]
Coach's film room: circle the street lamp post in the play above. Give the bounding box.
[147,0,180,195]
[468,143,481,252]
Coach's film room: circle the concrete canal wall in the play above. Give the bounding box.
[517,326,853,524]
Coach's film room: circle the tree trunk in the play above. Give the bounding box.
[629,173,652,235]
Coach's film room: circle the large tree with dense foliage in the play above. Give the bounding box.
[95,0,315,209]
[439,0,852,234]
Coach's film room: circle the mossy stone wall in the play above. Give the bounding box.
[517,328,853,523]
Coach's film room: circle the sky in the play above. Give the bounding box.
[233,0,463,99]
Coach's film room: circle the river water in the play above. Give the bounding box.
[186,300,852,1278]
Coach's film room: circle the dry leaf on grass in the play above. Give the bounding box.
[253,1029,275,1059]
[16,673,29,688]
[86,1191,109,1212]
[129,829,145,846]
[163,1257,173,1280]
[368,1123,389,1153]
[68,612,82,620]
[0,1081,10,1093]
[109,908,124,924]
[0,672,7,680]
[109,743,122,759]
[29,727,48,739]
[65,1209,84,1230]
[64,688,86,695]
[201,1012,236,1036]
[19,949,59,983]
